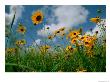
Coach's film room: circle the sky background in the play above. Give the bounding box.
[5,5,106,47]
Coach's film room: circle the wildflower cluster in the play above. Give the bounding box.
[5,8,106,72]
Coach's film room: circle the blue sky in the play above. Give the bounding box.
[5,5,106,47]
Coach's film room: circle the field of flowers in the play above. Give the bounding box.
[5,7,106,72]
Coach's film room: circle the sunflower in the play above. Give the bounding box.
[40,45,51,53]
[80,35,96,48]
[15,40,21,46]
[60,32,65,37]
[54,30,60,35]
[67,30,80,39]
[48,35,53,40]
[71,38,77,44]
[95,31,98,34]
[59,27,65,31]
[80,35,92,42]
[84,39,94,48]
[79,35,88,41]
[31,10,43,25]
[15,39,26,46]
[86,49,94,57]
[66,46,73,52]
[76,68,87,72]
[20,39,26,45]
[80,36,85,40]
[84,41,90,47]
[6,48,16,54]
[90,16,101,23]
[17,24,26,34]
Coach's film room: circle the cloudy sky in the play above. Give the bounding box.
[5,5,106,47]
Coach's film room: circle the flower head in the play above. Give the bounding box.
[71,38,77,44]
[17,23,26,34]
[67,30,80,39]
[6,48,17,54]
[59,27,65,31]
[76,68,87,72]
[90,16,101,23]
[83,37,95,48]
[31,10,43,25]
[95,31,98,34]
[15,39,26,46]
[40,45,51,53]
[66,46,73,52]
[54,30,60,35]
[48,35,54,40]
[20,39,26,45]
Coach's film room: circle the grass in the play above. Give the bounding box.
[5,43,106,72]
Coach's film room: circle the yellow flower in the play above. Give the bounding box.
[6,48,16,54]
[31,10,43,25]
[79,36,85,41]
[15,40,21,46]
[93,35,97,40]
[54,30,60,35]
[67,30,80,39]
[40,45,51,53]
[90,16,101,23]
[78,35,96,48]
[80,35,96,42]
[59,27,65,31]
[84,41,92,47]
[86,49,94,57]
[48,35,54,40]
[60,32,65,37]
[79,35,88,42]
[20,39,26,45]
[84,37,95,48]
[71,38,77,44]
[66,46,73,52]
[17,24,26,34]
[15,39,26,46]
[76,68,87,72]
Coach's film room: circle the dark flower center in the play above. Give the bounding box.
[57,31,60,33]
[70,48,73,50]
[85,42,89,44]
[36,15,41,21]
[61,28,64,31]
[46,47,49,49]
[20,28,24,32]
[95,31,98,34]
[72,39,76,42]
[74,33,76,35]
[81,37,84,39]
[96,19,99,22]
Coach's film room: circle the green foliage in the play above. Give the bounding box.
[5,44,106,72]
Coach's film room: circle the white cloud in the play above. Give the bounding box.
[54,5,89,27]
[5,5,24,26]
[37,5,89,37]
